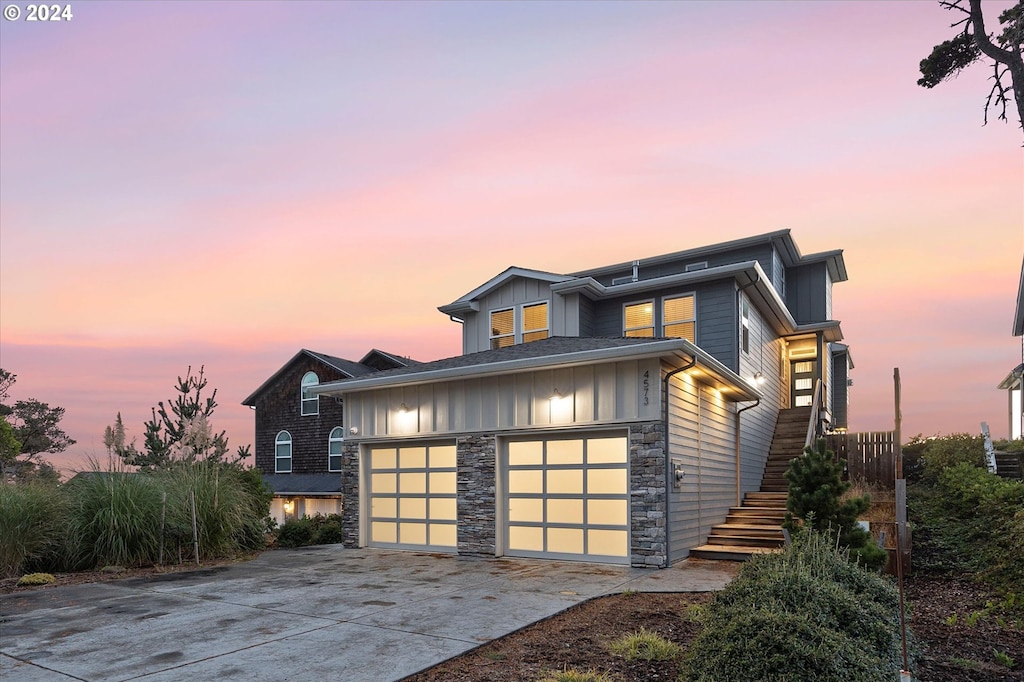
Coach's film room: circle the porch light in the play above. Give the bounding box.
[398,403,410,414]
[283,500,294,514]
[550,389,564,401]
[753,371,766,386]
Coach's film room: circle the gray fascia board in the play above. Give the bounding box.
[569,229,792,278]
[799,248,848,283]
[438,267,573,315]
[998,364,1023,389]
[313,339,760,403]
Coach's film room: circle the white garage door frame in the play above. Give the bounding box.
[499,429,631,565]
[363,440,459,552]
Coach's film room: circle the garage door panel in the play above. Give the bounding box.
[505,432,630,564]
[368,442,457,552]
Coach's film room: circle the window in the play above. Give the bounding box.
[490,302,549,349]
[740,298,750,353]
[275,431,292,473]
[623,300,654,337]
[490,308,514,349]
[663,294,695,342]
[301,371,319,416]
[328,426,344,472]
[522,302,549,343]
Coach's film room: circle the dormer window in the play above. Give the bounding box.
[624,300,655,337]
[301,372,319,416]
[490,302,549,349]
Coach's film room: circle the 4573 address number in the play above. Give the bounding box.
[3,4,74,21]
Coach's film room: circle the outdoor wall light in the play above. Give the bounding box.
[349,426,359,435]
[550,389,564,401]
[398,403,410,414]
[753,371,766,386]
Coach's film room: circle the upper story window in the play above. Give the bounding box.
[624,300,655,337]
[301,372,319,416]
[740,298,750,353]
[663,294,695,342]
[328,426,344,472]
[275,431,292,473]
[490,302,549,349]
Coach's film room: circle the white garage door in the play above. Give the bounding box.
[367,442,458,551]
[504,433,630,564]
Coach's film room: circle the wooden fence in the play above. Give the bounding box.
[825,431,898,487]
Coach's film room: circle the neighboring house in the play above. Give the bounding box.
[998,257,1024,441]
[313,230,851,567]
[242,348,415,525]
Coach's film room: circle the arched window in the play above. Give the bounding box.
[275,431,292,473]
[301,372,319,416]
[328,426,344,472]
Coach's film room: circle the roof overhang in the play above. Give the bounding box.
[313,339,761,402]
[998,363,1024,390]
[439,267,574,320]
[242,349,357,406]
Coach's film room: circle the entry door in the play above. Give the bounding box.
[367,443,458,551]
[791,359,817,407]
[504,433,630,564]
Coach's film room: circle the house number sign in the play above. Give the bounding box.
[642,370,650,406]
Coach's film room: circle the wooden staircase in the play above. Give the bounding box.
[689,407,811,561]
[994,451,1023,480]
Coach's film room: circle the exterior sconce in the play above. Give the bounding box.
[550,389,564,401]
[753,372,766,386]
[283,500,295,515]
[349,426,359,435]
[398,403,410,414]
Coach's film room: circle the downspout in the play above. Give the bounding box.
[735,399,761,505]
[662,355,696,568]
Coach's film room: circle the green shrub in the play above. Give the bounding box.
[276,516,315,547]
[0,483,67,577]
[680,529,903,682]
[310,513,344,544]
[17,572,56,586]
[537,669,612,682]
[906,433,986,484]
[784,440,887,571]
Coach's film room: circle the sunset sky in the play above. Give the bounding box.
[1,0,1022,476]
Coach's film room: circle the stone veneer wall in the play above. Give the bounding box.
[456,434,497,556]
[340,441,360,548]
[630,421,667,567]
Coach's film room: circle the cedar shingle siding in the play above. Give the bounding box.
[252,358,348,475]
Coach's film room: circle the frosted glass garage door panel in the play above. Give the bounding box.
[399,472,426,494]
[588,499,627,525]
[548,527,584,554]
[372,497,397,518]
[400,497,427,520]
[587,437,627,463]
[588,529,628,557]
[547,498,583,524]
[587,468,627,495]
[430,523,457,547]
[400,522,427,545]
[508,497,543,523]
[371,449,397,469]
[429,445,457,468]
[429,471,457,494]
[400,446,427,469]
[372,522,397,543]
[546,469,583,494]
[509,469,543,493]
[547,439,583,465]
[509,440,543,466]
[372,473,396,493]
[509,525,544,551]
[430,497,457,521]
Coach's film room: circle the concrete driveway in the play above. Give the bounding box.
[0,546,736,682]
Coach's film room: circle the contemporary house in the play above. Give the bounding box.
[242,348,415,524]
[311,230,852,566]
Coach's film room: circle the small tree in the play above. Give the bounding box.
[0,368,75,483]
[784,440,887,570]
[115,366,249,470]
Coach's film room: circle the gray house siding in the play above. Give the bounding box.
[831,349,850,430]
[786,262,828,324]
[737,298,783,493]
[462,278,555,354]
[666,369,737,563]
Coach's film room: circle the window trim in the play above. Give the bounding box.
[328,426,344,472]
[275,430,292,473]
[662,292,696,342]
[490,301,550,349]
[622,299,655,337]
[740,297,750,354]
[301,371,319,416]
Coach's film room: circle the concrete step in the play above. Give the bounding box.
[689,544,783,562]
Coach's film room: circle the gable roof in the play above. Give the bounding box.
[438,267,575,318]
[313,336,761,402]
[242,349,381,406]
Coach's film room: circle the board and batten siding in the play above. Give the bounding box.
[551,292,581,337]
[666,369,738,563]
[344,359,663,439]
[786,262,828,324]
[462,278,555,354]
[737,295,784,494]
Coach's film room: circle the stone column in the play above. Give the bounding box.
[340,441,360,548]
[456,434,496,556]
[629,421,667,567]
